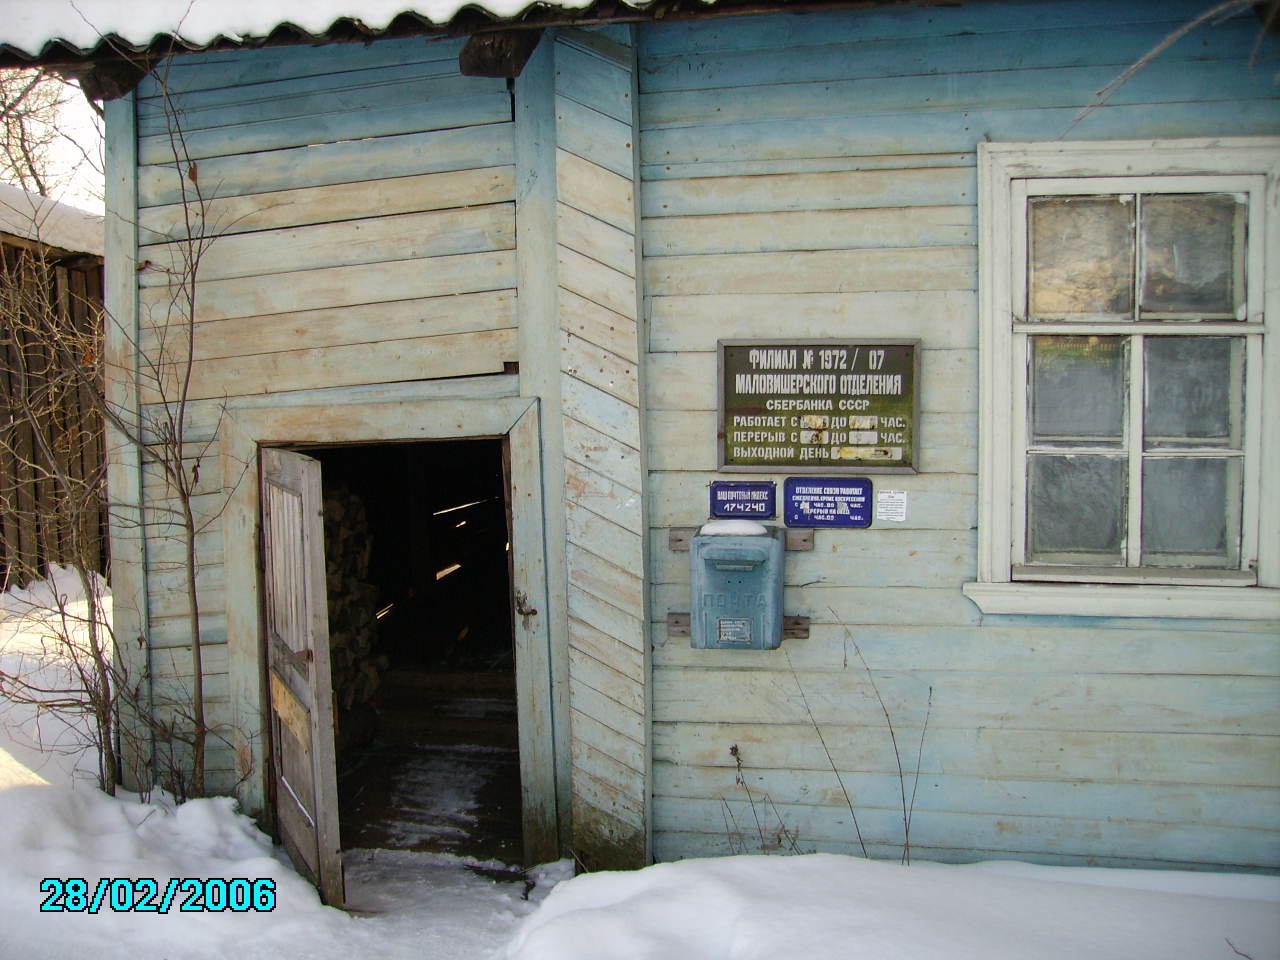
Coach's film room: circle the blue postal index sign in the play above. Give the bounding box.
[784,477,873,528]
[710,481,776,519]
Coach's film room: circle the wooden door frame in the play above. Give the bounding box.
[219,389,559,863]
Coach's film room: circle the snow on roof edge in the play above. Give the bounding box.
[0,183,105,257]
[0,0,659,63]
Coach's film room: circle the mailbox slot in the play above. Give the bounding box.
[690,527,784,650]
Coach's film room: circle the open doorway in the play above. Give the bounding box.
[303,439,524,865]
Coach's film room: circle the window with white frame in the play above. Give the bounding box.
[966,139,1279,619]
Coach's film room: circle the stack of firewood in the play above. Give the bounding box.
[323,483,385,712]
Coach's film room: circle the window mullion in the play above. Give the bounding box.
[1011,331,1029,565]
[1126,334,1144,567]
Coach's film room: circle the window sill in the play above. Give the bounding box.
[962,580,1280,620]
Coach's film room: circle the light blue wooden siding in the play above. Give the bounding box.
[638,0,1280,870]
[129,38,518,795]
[552,28,651,869]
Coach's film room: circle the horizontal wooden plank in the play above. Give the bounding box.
[654,761,1280,831]
[139,122,514,206]
[141,446,224,499]
[558,246,638,320]
[572,757,646,831]
[646,246,975,296]
[143,328,517,403]
[562,332,639,407]
[148,612,226,649]
[652,528,975,588]
[556,95,634,180]
[570,615,645,685]
[652,667,1279,734]
[566,500,644,573]
[140,37,465,96]
[643,206,974,256]
[147,639,231,680]
[637,1,1239,57]
[655,582,981,627]
[140,203,515,286]
[140,69,503,138]
[563,416,642,492]
[640,152,974,182]
[640,101,1280,166]
[554,41,633,124]
[653,721,1280,788]
[143,290,515,363]
[640,166,974,218]
[556,150,635,233]
[560,288,639,364]
[561,375,641,450]
[140,90,511,165]
[652,621,1280,678]
[140,166,515,244]
[639,18,1265,93]
[647,470,976,531]
[564,457,643,535]
[653,798,1278,868]
[139,249,516,323]
[557,202,635,277]
[640,60,1272,131]
[568,545,644,621]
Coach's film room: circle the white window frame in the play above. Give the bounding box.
[965,138,1280,619]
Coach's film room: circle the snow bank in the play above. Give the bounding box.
[504,853,1280,960]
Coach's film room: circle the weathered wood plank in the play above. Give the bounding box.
[571,673,646,743]
[140,90,511,165]
[639,19,1264,93]
[139,69,504,137]
[139,122,514,206]
[561,375,641,450]
[557,203,635,277]
[568,579,646,655]
[143,290,515,363]
[568,545,644,620]
[640,167,974,218]
[140,166,515,244]
[570,615,645,685]
[556,150,635,233]
[554,42,633,124]
[652,667,1279,734]
[562,417,642,491]
[641,102,1280,166]
[652,721,1280,788]
[139,250,515,323]
[561,332,640,407]
[655,582,982,626]
[564,458,642,535]
[566,500,644,573]
[572,706,646,775]
[560,288,639,363]
[555,95,634,179]
[148,612,226,650]
[643,206,974,256]
[645,246,975,296]
[140,203,515,285]
[570,646,645,716]
[572,758,646,831]
[142,329,517,403]
[558,246,638,320]
[641,153,974,182]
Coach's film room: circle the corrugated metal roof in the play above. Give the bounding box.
[0,0,666,63]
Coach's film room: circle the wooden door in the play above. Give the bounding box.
[260,448,344,907]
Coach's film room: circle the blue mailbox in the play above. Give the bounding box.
[690,521,785,650]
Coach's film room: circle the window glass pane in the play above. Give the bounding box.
[1140,194,1244,315]
[1027,454,1126,564]
[1030,336,1125,443]
[1142,457,1241,567]
[1145,337,1243,448]
[1030,196,1134,318]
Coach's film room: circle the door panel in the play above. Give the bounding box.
[261,448,344,907]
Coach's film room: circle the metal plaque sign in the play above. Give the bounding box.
[709,481,777,519]
[784,476,873,528]
[718,339,919,473]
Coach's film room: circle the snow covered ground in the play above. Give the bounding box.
[2,570,1277,959]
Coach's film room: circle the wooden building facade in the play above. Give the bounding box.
[41,0,1280,896]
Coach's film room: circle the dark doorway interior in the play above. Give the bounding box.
[306,439,523,865]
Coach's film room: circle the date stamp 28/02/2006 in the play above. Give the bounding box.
[39,877,277,913]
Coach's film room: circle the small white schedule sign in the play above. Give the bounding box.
[876,489,907,523]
